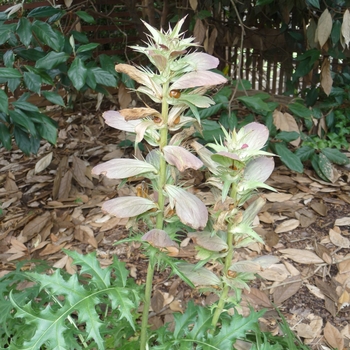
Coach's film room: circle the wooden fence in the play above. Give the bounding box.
[0,1,314,96]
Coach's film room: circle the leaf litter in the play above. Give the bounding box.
[0,105,350,349]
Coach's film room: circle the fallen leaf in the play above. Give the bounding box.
[329,228,350,248]
[279,248,324,264]
[335,217,350,226]
[273,276,302,305]
[324,321,344,350]
[244,287,272,308]
[275,219,299,233]
[264,193,293,202]
[310,201,327,217]
[35,152,53,174]
[22,212,51,241]
[305,284,325,299]
[151,289,165,313]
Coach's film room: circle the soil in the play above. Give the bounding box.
[1,100,350,349]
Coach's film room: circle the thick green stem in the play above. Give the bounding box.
[140,82,170,350]
[155,82,170,229]
[210,223,234,331]
[211,184,237,332]
[140,258,155,350]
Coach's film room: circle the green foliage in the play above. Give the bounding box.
[1,251,140,350]
[0,4,121,155]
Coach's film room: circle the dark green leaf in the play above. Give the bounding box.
[288,102,312,119]
[0,89,9,114]
[32,20,64,51]
[321,147,349,165]
[306,0,320,9]
[23,72,41,94]
[275,131,300,143]
[68,57,87,90]
[99,54,118,76]
[295,145,315,161]
[0,123,11,150]
[219,110,237,130]
[256,0,274,5]
[25,66,54,85]
[7,78,21,93]
[311,154,328,181]
[12,101,39,112]
[86,69,97,89]
[13,126,32,155]
[199,102,223,119]
[90,67,117,87]
[42,91,65,107]
[35,113,58,144]
[318,153,334,182]
[0,68,22,79]
[15,48,46,61]
[0,24,14,45]
[331,20,341,46]
[3,50,14,67]
[76,10,95,24]
[27,6,62,18]
[9,109,38,137]
[237,95,271,113]
[76,43,99,53]
[16,17,32,46]
[71,30,89,44]
[274,143,304,173]
[35,51,70,69]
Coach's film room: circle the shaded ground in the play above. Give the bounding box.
[1,102,350,349]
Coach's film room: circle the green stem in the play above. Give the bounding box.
[156,81,170,229]
[210,184,237,332]
[210,223,234,331]
[140,82,170,350]
[140,258,155,350]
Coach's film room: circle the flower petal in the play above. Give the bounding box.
[103,110,140,132]
[244,157,274,183]
[182,52,219,71]
[102,196,157,218]
[170,71,227,90]
[165,184,208,229]
[92,159,158,179]
[163,145,203,171]
[240,122,269,150]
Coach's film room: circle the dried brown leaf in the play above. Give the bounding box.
[118,82,131,110]
[35,152,53,174]
[119,107,161,121]
[317,9,332,48]
[279,248,324,264]
[329,228,350,248]
[39,242,66,256]
[193,18,206,44]
[335,217,350,226]
[273,276,302,305]
[264,193,293,202]
[244,287,272,308]
[22,212,51,239]
[72,156,94,189]
[320,58,333,96]
[151,290,165,313]
[275,219,299,233]
[324,321,344,350]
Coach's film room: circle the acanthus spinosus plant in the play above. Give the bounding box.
[92,17,275,349]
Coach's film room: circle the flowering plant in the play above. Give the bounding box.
[92,17,275,349]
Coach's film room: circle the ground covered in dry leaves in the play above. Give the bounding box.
[1,103,350,350]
